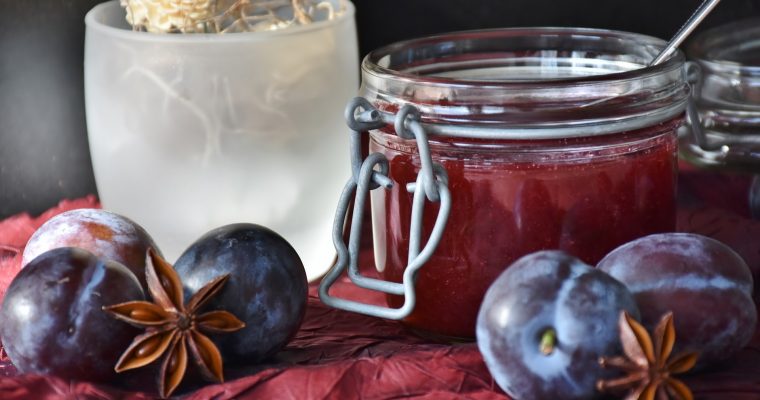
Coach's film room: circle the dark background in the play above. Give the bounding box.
[1,0,758,219]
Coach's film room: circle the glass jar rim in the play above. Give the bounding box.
[688,18,760,75]
[362,27,685,89]
[359,27,689,139]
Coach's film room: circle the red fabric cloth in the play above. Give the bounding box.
[1,172,760,399]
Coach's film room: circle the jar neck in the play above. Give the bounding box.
[360,28,689,139]
[371,116,682,161]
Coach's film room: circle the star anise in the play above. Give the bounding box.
[103,249,245,398]
[597,311,699,400]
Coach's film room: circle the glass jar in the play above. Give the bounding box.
[360,28,688,340]
[681,18,760,169]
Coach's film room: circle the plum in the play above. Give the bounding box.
[174,223,308,363]
[0,247,144,382]
[476,250,639,400]
[597,232,757,368]
[22,209,161,289]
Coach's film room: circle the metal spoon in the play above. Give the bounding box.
[650,0,723,66]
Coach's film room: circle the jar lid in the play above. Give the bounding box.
[361,28,689,139]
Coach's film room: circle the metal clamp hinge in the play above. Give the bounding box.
[318,98,451,320]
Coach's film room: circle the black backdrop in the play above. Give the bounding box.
[1,0,758,218]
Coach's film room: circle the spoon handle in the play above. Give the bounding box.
[650,0,723,66]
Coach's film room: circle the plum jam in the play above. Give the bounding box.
[358,28,690,340]
[371,121,680,339]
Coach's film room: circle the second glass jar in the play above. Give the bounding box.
[362,28,689,340]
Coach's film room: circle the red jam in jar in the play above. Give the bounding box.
[361,28,689,340]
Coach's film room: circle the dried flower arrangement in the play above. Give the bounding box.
[121,0,345,33]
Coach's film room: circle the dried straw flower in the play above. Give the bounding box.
[121,0,215,33]
[121,0,344,33]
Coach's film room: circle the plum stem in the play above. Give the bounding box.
[540,328,557,355]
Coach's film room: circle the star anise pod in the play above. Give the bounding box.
[103,249,245,398]
[597,311,699,400]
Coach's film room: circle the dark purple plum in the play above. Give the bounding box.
[174,223,308,364]
[597,232,757,368]
[22,208,161,289]
[476,250,639,400]
[0,247,144,382]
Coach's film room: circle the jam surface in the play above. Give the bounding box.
[370,119,681,339]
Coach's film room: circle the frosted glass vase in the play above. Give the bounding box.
[84,0,358,280]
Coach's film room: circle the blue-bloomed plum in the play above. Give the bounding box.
[0,247,144,382]
[597,232,756,368]
[476,250,639,400]
[174,223,308,363]
[22,209,161,289]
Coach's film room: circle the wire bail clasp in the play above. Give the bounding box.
[318,98,451,320]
